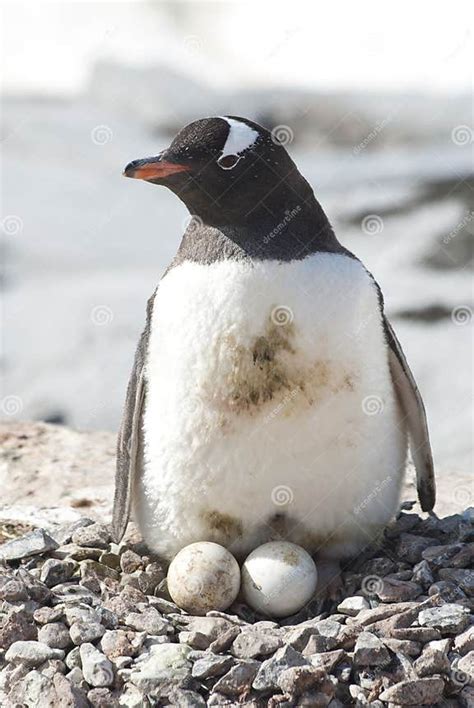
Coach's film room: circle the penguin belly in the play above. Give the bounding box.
[137,252,407,560]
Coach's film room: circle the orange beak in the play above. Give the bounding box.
[123,155,191,181]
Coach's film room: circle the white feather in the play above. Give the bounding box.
[137,253,407,560]
[219,117,259,157]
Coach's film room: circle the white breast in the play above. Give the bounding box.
[137,253,407,560]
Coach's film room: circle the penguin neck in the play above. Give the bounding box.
[171,189,345,267]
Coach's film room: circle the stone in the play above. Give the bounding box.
[454,626,474,655]
[124,608,172,635]
[119,550,143,574]
[397,534,438,564]
[100,629,143,659]
[0,577,28,601]
[70,620,106,645]
[382,638,421,656]
[129,643,192,690]
[212,660,260,696]
[64,604,101,627]
[414,639,451,676]
[378,677,444,704]
[5,640,65,667]
[422,543,465,567]
[457,651,474,684]
[308,649,348,673]
[33,605,64,625]
[337,596,370,616]
[208,625,241,653]
[65,646,82,670]
[353,632,391,666]
[277,665,328,695]
[390,627,442,643]
[375,578,422,602]
[191,653,234,679]
[80,560,119,583]
[253,645,308,692]
[0,528,59,561]
[87,687,120,707]
[231,630,282,659]
[72,523,111,549]
[40,558,77,587]
[438,568,474,595]
[38,622,72,649]
[0,607,37,648]
[80,643,114,687]
[412,560,434,588]
[418,604,470,634]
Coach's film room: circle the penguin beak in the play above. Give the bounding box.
[123,153,191,181]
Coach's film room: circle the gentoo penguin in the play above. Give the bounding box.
[113,116,435,568]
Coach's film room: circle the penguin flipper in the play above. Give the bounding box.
[112,296,152,543]
[384,317,436,512]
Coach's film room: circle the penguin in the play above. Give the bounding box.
[113,115,435,568]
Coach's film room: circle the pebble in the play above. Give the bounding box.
[72,523,112,549]
[79,643,114,687]
[231,630,282,659]
[129,643,192,690]
[379,676,445,704]
[252,645,308,692]
[124,608,172,635]
[5,640,65,667]
[337,595,370,616]
[454,625,474,655]
[191,653,235,679]
[212,660,260,696]
[414,638,451,676]
[0,528,59,561]
[70,620,106,645]
[38,621,72,649]
[353,632,391,666]
[39,558,77,587]
[418,604,470,634]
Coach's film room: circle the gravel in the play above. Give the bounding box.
[0,506,473,705]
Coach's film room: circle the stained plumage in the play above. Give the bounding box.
[113,116,435,563]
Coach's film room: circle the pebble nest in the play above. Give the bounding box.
[0,507,473,707]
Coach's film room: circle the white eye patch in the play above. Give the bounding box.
[219,117,259,160]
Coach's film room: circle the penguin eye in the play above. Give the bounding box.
[217,153,240,170]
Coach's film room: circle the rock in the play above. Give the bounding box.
[208,625,241,653]
[80,560,119,583]
[191,653,234,679]
[129,643,192,690]
[354,602,418,626]
[307,649,348,673]
[40,558,77,587]
[277,665,329,695]
[70,621,106,645]
[0,577,28,601]
[454,626,474,655]
[379,677,445,704]
[253,645,308,692]
[0,528,59,561]
[5,640,64,667]
[337,596,370,616]
[124,608,172,635]
[100,630,143,659]
[438,568,474,595]
[397,534,438,564]
[382,638,421,656]
[231,630,282,659]
[0,607,37,648]
[33,605,64,625]
[457,651,474,685]
[412,560,434,588]
[212,660,260,696]
[87,687,120,707]
[119,550,143,574]
[422,543,465,567]
[72,523,111,549]
[38,622,72,649]
[79,643,114,687]
[390,627,442,643]
[353,632,391,666]
[418,604,470,634]
[64,604,100,627]
[414,639,451,676]
[375,578,422,602]
[65,646,82,670]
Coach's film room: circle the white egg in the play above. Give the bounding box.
[241,541,318,617]
[167,542,240,615]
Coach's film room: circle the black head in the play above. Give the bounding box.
[123,116,315,226]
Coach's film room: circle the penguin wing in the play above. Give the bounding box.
[112,295,153,542]
[384,317,436,511]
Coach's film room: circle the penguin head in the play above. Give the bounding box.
[123,116,313,225]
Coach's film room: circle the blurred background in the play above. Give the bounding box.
[1,0,473,477]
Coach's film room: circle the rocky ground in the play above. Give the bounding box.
[0,422,473,706]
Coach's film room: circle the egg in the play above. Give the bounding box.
[167,542,241,615]
[241,541,318,617]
